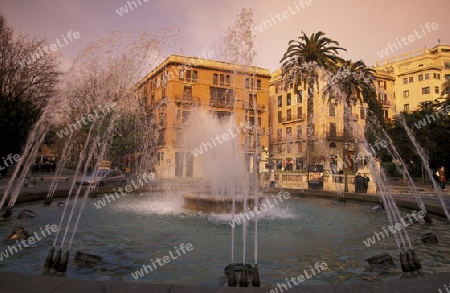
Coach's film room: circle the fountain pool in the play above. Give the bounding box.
[0,193,449,287]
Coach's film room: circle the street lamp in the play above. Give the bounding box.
[343,141,349,192]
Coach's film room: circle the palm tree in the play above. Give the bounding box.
[280,31,345,166]
[322,60,375,191]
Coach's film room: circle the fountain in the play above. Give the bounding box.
[1,15,450,292]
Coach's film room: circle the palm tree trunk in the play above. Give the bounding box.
[306,80,314,166]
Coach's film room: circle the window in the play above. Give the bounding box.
[287,93,291,106]
[251,78,254,89]
[403,78,408,84]
[422,87,430,94]
[213,74,218,85]
[404,104,409,112]
[418,74,423,81]
[182,111,190,123]
[286,109,291,121]
[297,142,302,154]
[225,75,230,85]
[286,127,292,141]
[378,93,387,102]
[445,62,450,69]
[435,86,440,94]
[329,103,336,117]
[210,87,234,106]
[249,93,257,108]
[220,74,224,85]
[446,74,450,80]
[383,110,388,119]
[329,123,336,137]
[403,90,409,98]
[249,116,255,127]
[257,79,261,90]
[186,70,191,81]
[425,73,430,80]
[434,73,440,79]
[296,90,302,103]
[296,126,302,140]
[277,129,282,142]
[277,111,282,123]
[183,86,192,100]
[409,77,414,83]
[277,95,282,108]
[360,107,366,120]
[297,106,303,119]
[192,70,198,82]
[245,78,250,89]
[179,69,184,79]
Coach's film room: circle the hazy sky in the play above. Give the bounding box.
[2,0,449,72]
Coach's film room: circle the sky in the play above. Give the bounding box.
[1,0,449,72]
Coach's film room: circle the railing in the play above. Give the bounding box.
[210,100,234,108]
[174,95,200,105]
[172,139,182,147]
[173,120,186,128]
[282,114,305,124]
[326,132,344,140]
[244,103,266,111]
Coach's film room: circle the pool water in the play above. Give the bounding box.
[0,193,449,287]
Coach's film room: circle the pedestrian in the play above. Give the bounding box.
[362,174,370,193]
[354,173,363,193]
[269,169,276,188]
[338,169,343,183]
[437,166,446,189]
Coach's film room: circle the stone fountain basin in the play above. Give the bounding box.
[182,192,264,214]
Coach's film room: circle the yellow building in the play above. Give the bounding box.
[136,55,271,178]
[374,70,396,121]
[375,45,450,113]
[269,70,368,174]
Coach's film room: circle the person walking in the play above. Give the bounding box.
[362,174,370,193]
[437,166,446,189]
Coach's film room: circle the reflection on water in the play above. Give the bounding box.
[0,194,449,287]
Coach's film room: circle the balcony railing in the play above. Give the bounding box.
[174,95,200,105]
[172,139,182,147]
[173,120,186,128]
[282,114,305,124]
[382,99,391,106]
[326,132,344,140]
[243,103,266,112]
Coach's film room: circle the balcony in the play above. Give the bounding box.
[243,103,266,112]
[282,114,305,124]
[173,120,186,128]
[172,139,182,148]
[210,100,234,108]
[326,132,344,140]
[158,120,167,129]
[174,95,200,106]
[349,114,359,121]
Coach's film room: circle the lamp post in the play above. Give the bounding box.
[343,141,349,192]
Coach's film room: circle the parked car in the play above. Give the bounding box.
[76,169,126,187]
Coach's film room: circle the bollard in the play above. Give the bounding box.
[33,177,37,185]
[24,177,29,187]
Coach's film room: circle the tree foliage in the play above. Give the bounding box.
[0,15,60,160]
